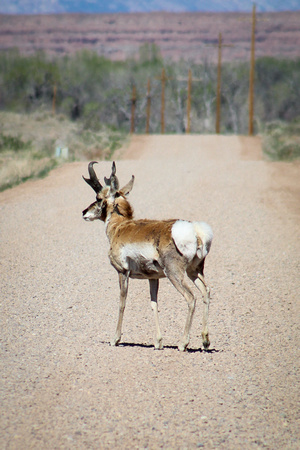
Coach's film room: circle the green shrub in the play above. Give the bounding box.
[0,133,32,152]
[262,118,300,161]
[0,49,300,135]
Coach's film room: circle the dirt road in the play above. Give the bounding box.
[1,135,299,449]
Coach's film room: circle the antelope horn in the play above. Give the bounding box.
[82,161,103,193]
[104,161,119,194]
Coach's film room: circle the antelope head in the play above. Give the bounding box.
[82,161,134,222]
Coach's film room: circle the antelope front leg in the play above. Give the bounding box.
[111,272,129,347]
[194,275,210,350]
[149,279,163,350]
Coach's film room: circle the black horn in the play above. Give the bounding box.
[82,161,103,193]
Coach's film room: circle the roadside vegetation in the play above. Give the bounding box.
[0,111,126,191]
[0,45,299,190]
[262,119,300,161]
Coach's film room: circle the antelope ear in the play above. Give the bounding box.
[119,175,135,196]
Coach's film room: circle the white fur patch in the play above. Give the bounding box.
[193,222,213,247]
[172,220,197,261]
[121,243,158,269]
[172,220,213,261]
[194,222,213,258]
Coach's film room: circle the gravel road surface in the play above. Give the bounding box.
[1,135,299,449]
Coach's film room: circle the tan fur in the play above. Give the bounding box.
[83,162,212,352]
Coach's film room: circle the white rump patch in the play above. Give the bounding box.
[172,220,213,261]
[172,220,197,261]
[194,222,213,258]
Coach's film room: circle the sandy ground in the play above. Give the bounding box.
[0,135,299,449]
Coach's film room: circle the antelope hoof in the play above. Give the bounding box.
[178,341,188,352]
[110,336,121,347]
[154,339,163,350]
[202,333,210,350]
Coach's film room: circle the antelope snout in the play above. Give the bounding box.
[82,208,91,221]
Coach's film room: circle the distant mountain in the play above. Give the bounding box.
[1,10,299,63]
[1,0,300,15]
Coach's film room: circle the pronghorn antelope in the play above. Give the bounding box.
[82,161,213,351]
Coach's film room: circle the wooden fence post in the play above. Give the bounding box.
[161,69,166,134]
[52,84,57,115]
[146,79,151,134]
[249,3,256,136]
[216,33,222,134]
[205,34,233,134]
[130,85,136,134]
[156,69,172,134]
[186,69,192,133]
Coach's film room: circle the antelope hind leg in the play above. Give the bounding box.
[167,272,196,352]
[194,275,210,350]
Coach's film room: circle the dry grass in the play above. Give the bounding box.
[0,156,57,191]
[0,110,127,191]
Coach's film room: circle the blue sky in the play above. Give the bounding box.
[1,0,300,14]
